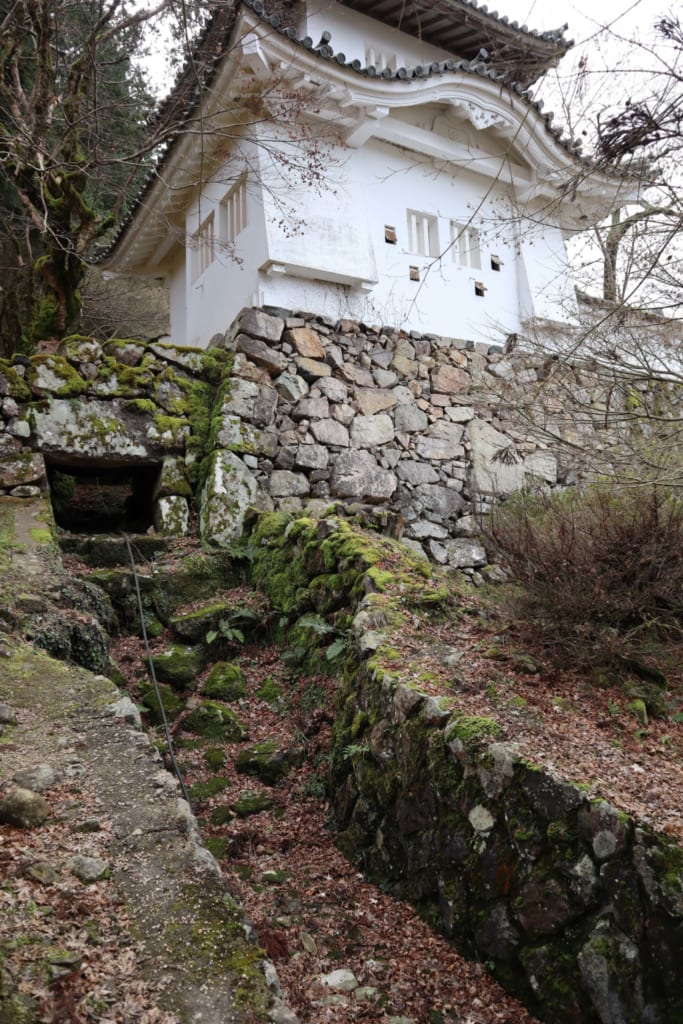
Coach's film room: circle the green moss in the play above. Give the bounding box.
[204,836,229,859]
[201,663,247,702]
[124,398,157,414]
[30,355,88,396]
[231,791,274,817]
[28,528,52,545]
[204,747,227,770]
[256,676,281,703]
[183,701,248,742]
[188,776,231,802]
[445,714,501,746]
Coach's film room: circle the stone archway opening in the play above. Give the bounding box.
[46,458,161,534]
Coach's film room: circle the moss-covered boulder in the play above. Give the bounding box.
[188,776,231,803]
[201,663,247,702]
[231,792,274,818]
[183,701,248,742]
[152,552,238,611]
[150,644,206,690]
[139,683,185,724]
[169,600,230,644]
[235,740,306,785]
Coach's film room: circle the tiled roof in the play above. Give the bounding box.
[98,0,583,263]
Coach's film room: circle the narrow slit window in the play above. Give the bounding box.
[409,265,420,282]
[474,280,487,297]
[450,221,481,270]
[192,212,215,282]
[491,254,502,271]
[385,225,397,244]
[407,211,438,257]
[219,175,248,245]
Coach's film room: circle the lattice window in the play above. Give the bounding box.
[407,210,439,258]
[219,176,248,245]
[192,212,215,282]
[450,221,482,270]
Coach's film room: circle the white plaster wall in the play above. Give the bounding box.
[167,118,574,347]
[180,144,270,347]
[258,136,531,343]
[302,1,461,68]
[166,251,186,346]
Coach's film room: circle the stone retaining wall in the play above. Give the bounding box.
[245,511,683,1024]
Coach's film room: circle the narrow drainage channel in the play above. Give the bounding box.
[110,622,540,1024]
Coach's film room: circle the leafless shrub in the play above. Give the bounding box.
[486,481,683,667]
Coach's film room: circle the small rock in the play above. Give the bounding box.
[69,854,110,884]
[300,931,317,953]
[12,764,60,793]
[0,787,50,828]
[0,702,17,725]
[318,968,358,992]
[25,861,58,885]
[73,818,102,833]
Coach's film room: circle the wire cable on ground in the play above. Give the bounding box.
[123,532,192,808]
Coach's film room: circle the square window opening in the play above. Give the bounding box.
[491,255,503,271]
[450,221,481,270]
[385,225,397,244]
[409,265,420,282]
[474,281,487,297]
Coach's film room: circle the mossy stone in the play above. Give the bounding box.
[183,701,248,742]
[150,644,206,690]
[140,683,185,724]
[205,836,229,859]
[188,776,231,802]
[231,792,274,818]
[256,676,281,704]
[204,746,227,770]
[169,600,230,644]
[210,806,234,825]
[201,663,247,702]
[235,740,305,785]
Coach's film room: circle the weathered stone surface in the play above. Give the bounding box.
[199,451,262,546]
[430,364,469,393]
[521,768,585,821]
[391,353,418,378]
[296,357,331,380]
[70,854,110,884]
[0,788,50,828]
[330,451,397,503]
[316,376,348,402]
[32,398,165,459]
[234,308,284,343]
[235,334,287,376]
[269,470,310,498]
[150,644,205,689]
[275,373,309,403]
[394,404,428,432]
[221,379,278,426]
[292,396,329,421]
[215,416,278,457]
[0,703,17,724]
[317,969,358,992]
[183,701,248,742]
[415,433,464,461]
[350,414,394,448]
[153,496,190,536]
[340,363,374,388]
[446,538,487,567]
[285,327,326,360]
[355,388,396,415]
[12,765,61,792]
[0,453,45,488]
[396,460,439,485]
[235,741,305,785]
[295,444,329,470]
[414,484,465,520]
[153,456,191,499]
[468,418,525,496]
[310,418,350,447]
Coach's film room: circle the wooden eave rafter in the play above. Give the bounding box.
[337,0,571,86]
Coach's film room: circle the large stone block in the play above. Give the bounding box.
[350,414,394,448]
[221,379,278,426]
[235,334,287,376]
[330,451,397,503]
[32,398,169,459]
[199,451,261,546]
[467,418,525,496]
[285,327,326,360]
[0,452,46,489]
[233,308,284,344]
